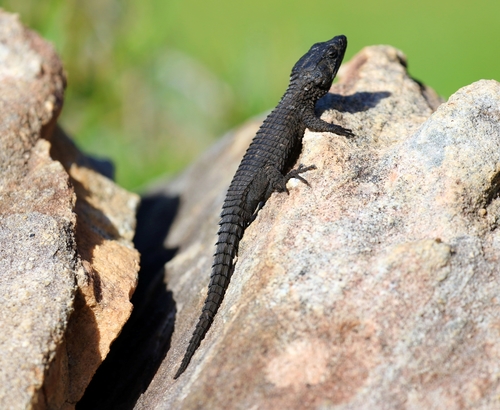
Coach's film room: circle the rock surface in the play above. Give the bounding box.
[0,11,139,409]
[51,127,140,408]
[133,46,500,409]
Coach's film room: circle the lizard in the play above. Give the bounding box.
[174,34,353,379]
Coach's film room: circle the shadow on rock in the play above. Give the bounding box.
[318,91,392,115]
[77,194,180,410]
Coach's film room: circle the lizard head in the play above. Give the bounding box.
[291,35,347,93]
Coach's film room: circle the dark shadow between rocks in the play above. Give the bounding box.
[317,91,392,115]
[76,194,180,410]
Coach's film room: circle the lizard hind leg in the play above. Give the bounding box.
[263,163,317,197]
[285,164,317,186]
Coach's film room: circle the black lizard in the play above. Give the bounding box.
[174,34,353,379]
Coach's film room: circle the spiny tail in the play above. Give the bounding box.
[173,219,244,379]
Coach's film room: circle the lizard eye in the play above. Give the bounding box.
[328,50,338,59]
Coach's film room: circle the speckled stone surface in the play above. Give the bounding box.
[136,46,500,409]
[0,11,139,409]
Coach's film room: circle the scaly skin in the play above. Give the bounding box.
[174,35,353,379]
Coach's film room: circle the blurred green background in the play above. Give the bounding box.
[0,0,498,191]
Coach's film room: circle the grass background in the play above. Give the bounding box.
[0,0,498,191]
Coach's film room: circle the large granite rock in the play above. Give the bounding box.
[0,11,139,409]
[133,46,500,409]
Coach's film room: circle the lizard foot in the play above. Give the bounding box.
[285,164,317,187]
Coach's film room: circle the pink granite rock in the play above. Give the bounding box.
[0,11,139,409]
[136,45,500,409]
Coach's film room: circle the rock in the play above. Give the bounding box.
[134,46,500,409]
[51,127,140,407]
[0,11,139,409]
[76,118,260,410]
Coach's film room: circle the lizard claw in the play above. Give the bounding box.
[285,164,317,186]
[334,126,354,138]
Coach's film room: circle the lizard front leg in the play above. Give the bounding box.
[302,110,354,137]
